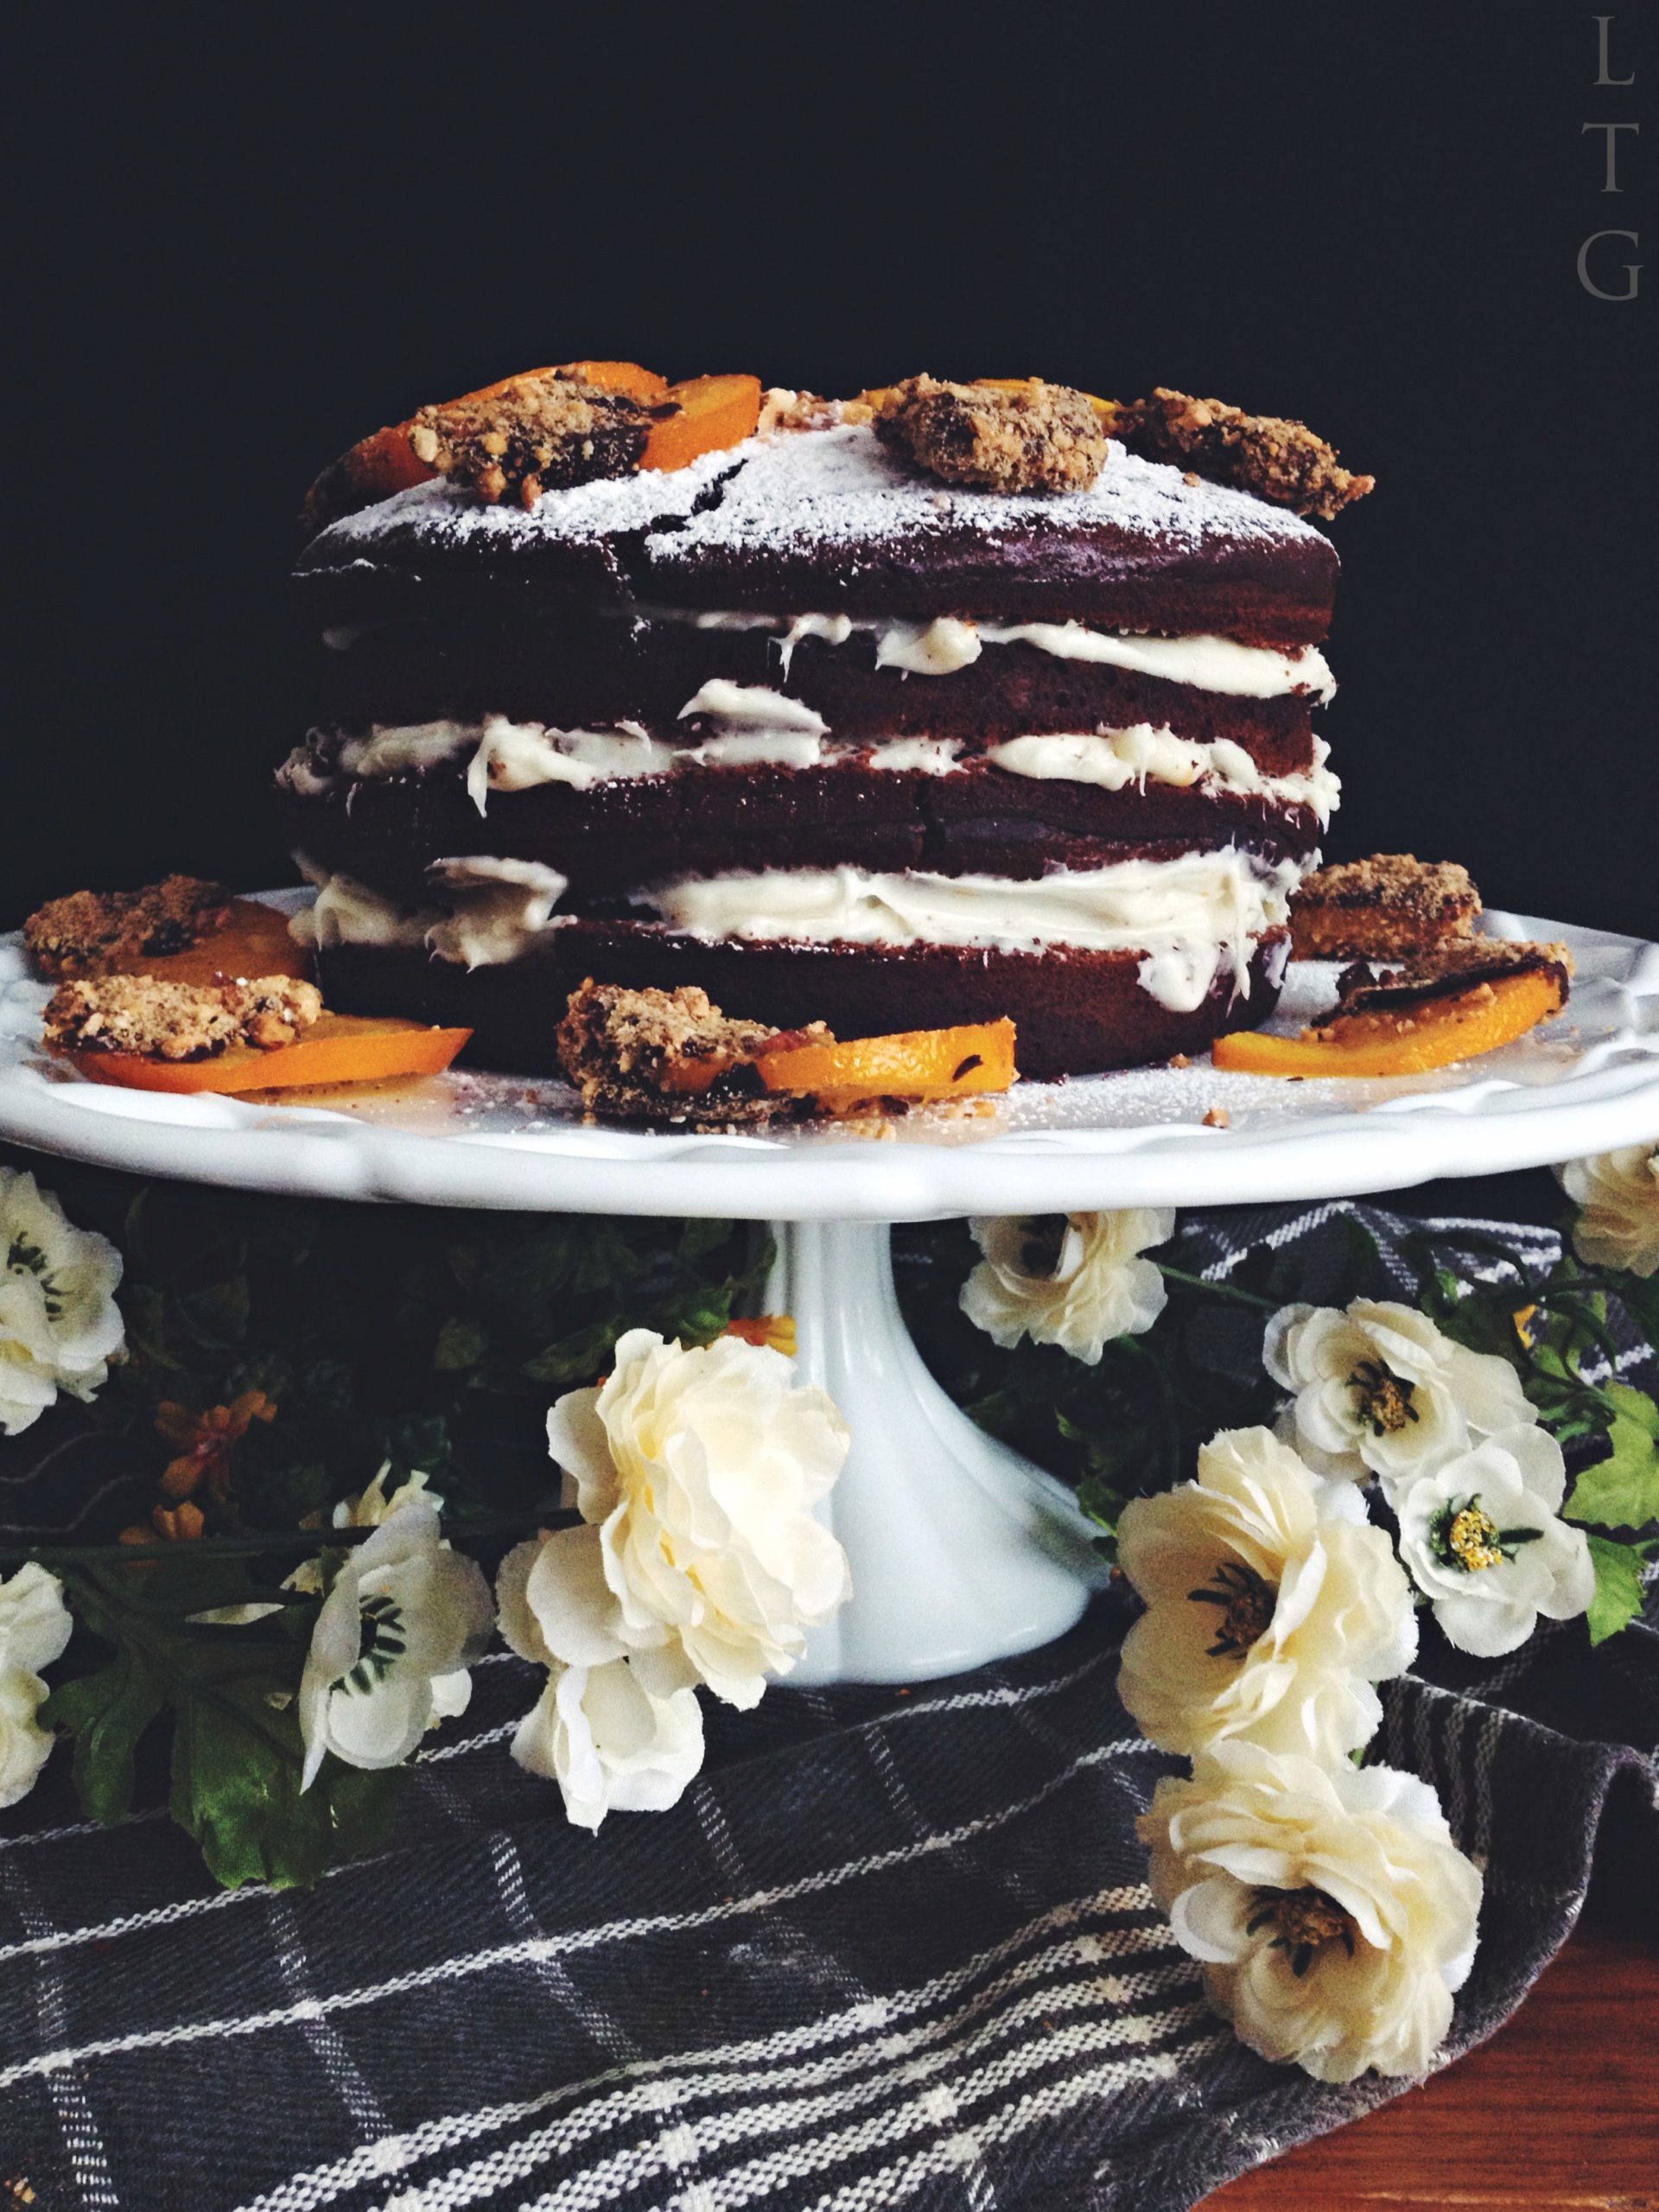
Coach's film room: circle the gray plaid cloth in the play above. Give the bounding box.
[3,1200,1656,2212]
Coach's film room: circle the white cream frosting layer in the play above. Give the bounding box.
[681,607,1333,701]
[654,849,1300,1011]
[987,728,1338,825]
[289,856,569,972]
[291,843,1300,1008]
[286,715,1337,823]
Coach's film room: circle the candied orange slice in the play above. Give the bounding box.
[642,374,763,472]
[103,898,313,986]
[554,359,671,404]
[319,367,567,514]
[1211,969,1565,1078]
[61,1015,472,1096]
[317,365,670,518]
[756,1020,1018,1112]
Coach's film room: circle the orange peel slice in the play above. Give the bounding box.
[642,374,763,473]
[99,897,314,987]
[1211,969,1566,1078]
[756,1020,1018,1112]
[553,360,671,404]
[311,364,671,521]
[60,1014,472,1096]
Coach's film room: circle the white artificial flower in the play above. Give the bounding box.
[1557,1146,1659,1277]
[0,1168,124,1436]
[541,1330,850,1710]
[1393,1426,1596,1657]
[961,1209,1176,1363]
[1116,1427,1416,1764]
[334,1462,444,1527]
[499,1544,704,1832]
[1141,1739,1482,2082]
[298,1499,493,1789]
[1265,1297,1535,1490]
[0,1562,73,1809]
[286,1464,445,1595]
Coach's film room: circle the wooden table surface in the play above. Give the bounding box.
[1204,1925,1659,2210]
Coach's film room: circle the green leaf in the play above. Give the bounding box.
[1605,1380,1659,1438]
[1583,1533,1649,1645]
[523,1319,620,1389]
[168,1668,404,1890]
[41,1650,167,1825]
[434,1317,489,1372]
[1566,1384,1659,1530]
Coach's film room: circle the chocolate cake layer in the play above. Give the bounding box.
[279,758,1323,904]
[296,425,1338,648]
[308,613,1327,751]
[315,926,1290,1083]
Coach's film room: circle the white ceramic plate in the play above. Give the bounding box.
[3,896,1656,1221]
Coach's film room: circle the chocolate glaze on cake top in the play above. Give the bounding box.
[295,423,1339,646]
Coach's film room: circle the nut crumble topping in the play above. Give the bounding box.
[1117,388,1375,520]
[758,388,875,435]
[1332,938,1574,1020]
[874,375,1110,493]
[409,374,665,507]
[1291,855,1480,961]
[45,975,324,1062]
[24,876,236,981]
[556,979,830,1130]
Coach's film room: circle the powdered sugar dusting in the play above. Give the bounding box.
[649,425,1321,560]
[304,423,1325,571]
[304,442,749,561]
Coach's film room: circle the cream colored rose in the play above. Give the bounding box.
[499,1537,706,1828]
[1116,1427,1416,1764]
[1557,1145,1659,1277]
[543,1330,851,1709]
[0,1562,73,1808]
[1141,1740,1482,2082]
[961,1209,1176,1364]
[1265,1298,1535,1490]
[1393,1427,1595,1656]
[0,1168,124,1437]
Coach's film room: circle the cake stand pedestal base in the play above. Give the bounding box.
[768,1220,1107,1687]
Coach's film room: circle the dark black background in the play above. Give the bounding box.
[7,2,1654,938]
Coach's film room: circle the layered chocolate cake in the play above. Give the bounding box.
[280,378,1354,1078]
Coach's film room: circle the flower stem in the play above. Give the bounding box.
[0,1507,580,1570]
[1154,1263,1279,1313]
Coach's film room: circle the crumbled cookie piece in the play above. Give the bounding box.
[409,373,665,507]
[1202,1106,1231,1128]
[758,388,876,435]
[556,979,830,1129]
[1116,388,1375,519]
[874,375,1110,493]
[1290,855,1480,962]
[1332,939,1574,1020]
[45,975,323,1062]
[24,876,236,981]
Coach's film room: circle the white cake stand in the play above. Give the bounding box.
[3,901,1656,1685]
